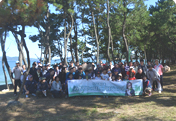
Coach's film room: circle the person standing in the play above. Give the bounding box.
[12,61,23,96]
[146,65,161,93]
[138,59,147,74]
[154,59,164,90]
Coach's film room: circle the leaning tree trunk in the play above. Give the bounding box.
[91,11,99,64]
[0,31,14,86]
[2,54,9,89]
[122,1,129,64]
[15,31,30,101]
[13,32,28,68]
[65,14,74,65]
[0,31,8,89]
[70,34,75,63]
[74,23,79,62]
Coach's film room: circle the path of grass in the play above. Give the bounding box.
[0,66,176,121]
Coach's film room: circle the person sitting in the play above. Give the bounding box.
[117,73,122,82]
[24,75,37,98]
[111,75,116,81]
[135,68,145,79]
[143,75,152,96]
[36,77,50,97]
[101,69,109,80]
[75,67,85,79]
[66,67,75,80]
[95,71,101,80]
[123,75,129,81]
[84,70,91,80]
[44,68,55,87]
[51,76,62,98]
[108,71,112,81]
[112,69,119,80]
[126,67,136,80]
[65,73,73,98]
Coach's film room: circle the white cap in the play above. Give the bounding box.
[16,61,20,63]
[130,66,134,69]
[118,73,122,77]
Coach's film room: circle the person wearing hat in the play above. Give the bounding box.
[24,75,37,98]
[146,65,161,93]
[95,71,101,80]
[112,69,119,80]
[12,61,23,96]
[36,77,50,97]
[36,61,42,68]
[126,66,136,80]
[117,73,122,82]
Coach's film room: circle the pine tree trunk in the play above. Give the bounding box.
[15,30,30,101]
[2,53,9,89]
[91,11,99,64]
[74,23,79,62]
[122,1,129,64]
[64,20,67,65]
[46,5,51,64]
[107,0,111,62]
[13,31,28,68]
[70,34,75,63]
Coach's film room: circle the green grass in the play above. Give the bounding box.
[1,66,176,121]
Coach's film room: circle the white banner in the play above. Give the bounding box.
[68,79,143,97]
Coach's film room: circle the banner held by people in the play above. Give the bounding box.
[68,79,143,97]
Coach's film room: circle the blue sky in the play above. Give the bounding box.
[0,0,158,60]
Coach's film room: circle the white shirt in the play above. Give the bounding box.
[101,73,109,80]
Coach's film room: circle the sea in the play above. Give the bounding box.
[0,58,103,85]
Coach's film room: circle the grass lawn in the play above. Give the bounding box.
[0,66,176,121]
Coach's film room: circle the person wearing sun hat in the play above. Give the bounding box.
[12,61,23,96]
[36,77,50,97]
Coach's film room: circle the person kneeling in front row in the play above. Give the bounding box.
[24,75,37,98]
[51,76,63,98]
[36,77,50,97]
[143,75,152,96]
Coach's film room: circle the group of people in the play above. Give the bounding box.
[12,59,164,98]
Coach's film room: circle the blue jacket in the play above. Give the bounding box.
[66,72,75,80]
[37,81,49,91]
[25,80,37,91]
[75,71,85,79]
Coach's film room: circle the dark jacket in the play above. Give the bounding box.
[59,72,66,84]
[37,82,49,91]
[135,72,145,79]
[25,80,37,91]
